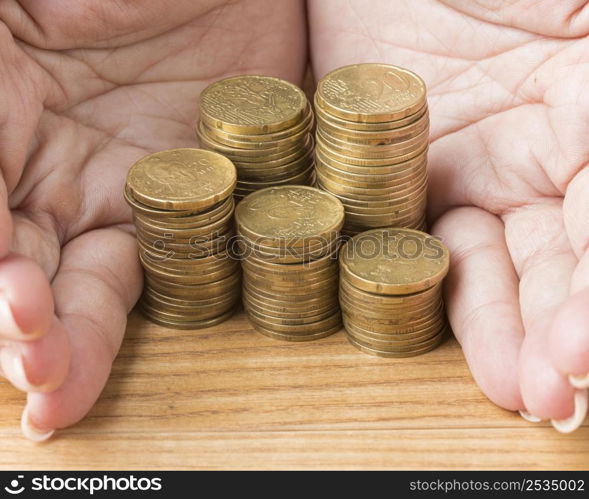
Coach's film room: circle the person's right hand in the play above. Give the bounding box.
[309,0,589,430]
[0,0,306,440]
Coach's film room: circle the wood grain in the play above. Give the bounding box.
[0,310,586,470]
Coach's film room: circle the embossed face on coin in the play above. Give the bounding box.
[126,148,236,211]
[316,64,426,122]
[340,228,449,294]
[235,186,345,240]
[199,75,307,133]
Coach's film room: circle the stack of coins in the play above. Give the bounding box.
[125,148,241,329]
[235,186,344,341]
[339,228,449,357]
[314,63,429,234]
[197,75,315,201]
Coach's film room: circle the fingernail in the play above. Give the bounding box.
[569,373,589,389]
[0,348,38,392]
[551,389,588,434]
[0,297,27,339]
[519,410,543,423]
[21,405,54,442]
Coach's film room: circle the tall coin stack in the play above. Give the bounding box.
[197,75,315,201]
[314,63,429,234]
[125,148,241,329]
[339,228,449,357]
[235,186,344,341]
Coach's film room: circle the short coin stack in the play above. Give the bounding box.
[197,75,315,201]
[235,186,344,341]
[339,228,449,357]
[125,148,241,329]
[314,63,429,234]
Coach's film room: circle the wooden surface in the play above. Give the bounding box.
[0,310,587,470]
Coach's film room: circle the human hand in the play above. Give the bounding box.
[309,0,589,430]
[0,0,306,439]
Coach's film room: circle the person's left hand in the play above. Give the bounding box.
[0,0,306,439]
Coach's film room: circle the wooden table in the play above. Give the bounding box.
[0,311,587,470]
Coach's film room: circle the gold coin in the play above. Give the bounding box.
[343,315,446,342]
[237,152,313,180]
[235,185,344,247]
[250,322,341,342]
[243,288,339,315]
[244,301,340,325]
[243,280,338,304]
[243,242,341,271]
[143,291,239,314]
[339,228,450,295]
[340,278,442,307]
[146,272,241,299]
[316,112,429,144]
[236,163,315,190]
[316,162,427,190]
[243,261,338,283]
[315,146,427,175]
[342,306,444,334]
[316,155,426,183]
[141,298,238,320]
[197,121,307,156]
[124,186,199,218]
[199,75,307,135]
[316,64,426,123]
[200,117,312,151]
[126,148,236,211]
[345,329,445,358]
[232,136,314,168]
[141,305,238,330]
[208,104,314,144]
[243,289,338,317]
[339,293,443,322]
[145,282,239,304]
[316,135,428,167]
[321,184,427,210]
[347,327,445,352]
[247,310,341,334]
[314,92,428,131]
[317,127,429,159]
[143,263,239,285]
[133,197,234,229]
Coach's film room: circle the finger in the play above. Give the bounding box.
[0,317,69,392]
[563,165,589,259]
[505,201,577,419]
[548,235,589,383]
[0,180,12,257]
[22,226,142,438]
[0,254,53,341]
[432,206,524,410]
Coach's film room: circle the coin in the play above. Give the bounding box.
[235,186,344,246]
[316,63,426,123]
[199,75,307,134]
[125,148,241,329]
[338,227,449,358]
[127,148,237,211]
[198,76,315,198]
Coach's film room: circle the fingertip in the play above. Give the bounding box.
[0,255,53,339]
[21,403,55,443]
[519,346,576,420]
[549,287,589,375]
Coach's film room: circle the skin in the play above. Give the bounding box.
[0,0,587,435]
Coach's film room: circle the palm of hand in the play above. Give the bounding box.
[0,0,305,435]
[310,0,589,420]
